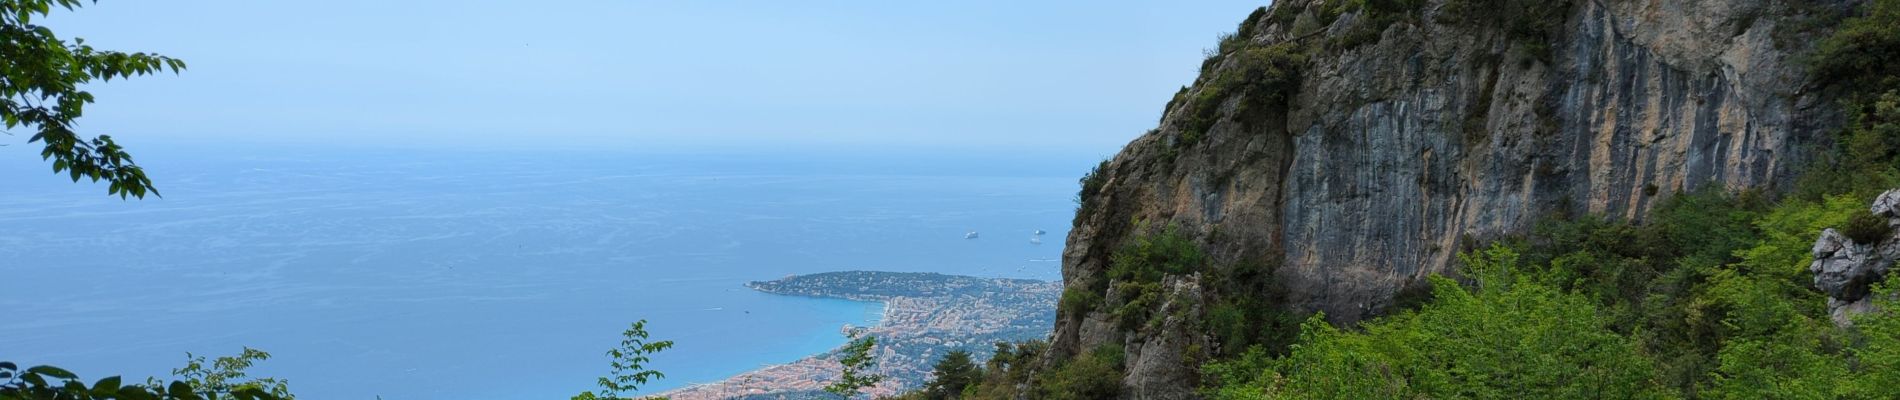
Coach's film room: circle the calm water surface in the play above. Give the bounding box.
[0,143,1084,399]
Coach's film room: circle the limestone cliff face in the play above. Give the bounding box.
[1053,0,1854,398]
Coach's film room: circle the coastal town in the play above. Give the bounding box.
[659,271,1059,399]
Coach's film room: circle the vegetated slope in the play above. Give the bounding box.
[1037,0,1894,398]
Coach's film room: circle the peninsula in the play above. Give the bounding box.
[658,271,1058,399]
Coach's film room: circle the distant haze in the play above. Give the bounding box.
[38,1,1266,153]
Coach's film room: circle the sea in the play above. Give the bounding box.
[0,142,1088,399]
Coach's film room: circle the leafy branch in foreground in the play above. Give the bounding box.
[2,0,187,199]
[824,331,884,399]
[147,348,292,400]
[575,320,674,400]
[1,352,287,400]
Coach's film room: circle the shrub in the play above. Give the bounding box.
[1842,211,1890,244]
[1331,0,1425,49]
[1075,159,1111,211]
[1438,0,1575,63]
[1058,287,1103,315]
[1180,43,1306,147]
[1107,226,1204,330]
[1202,246,1670,399]
[1812,0,1900,94]
[1035,345,1124,400]
[1797,0,1900,199]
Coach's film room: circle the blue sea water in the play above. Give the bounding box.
[0,143,1087,399]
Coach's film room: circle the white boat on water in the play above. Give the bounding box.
[1034,229,1047,235]
[965,231,980,239]
[1030,236,1043,245]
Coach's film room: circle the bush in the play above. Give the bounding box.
[1813,0,1900,94]
[1331,0,1425,49]
[1842,211,1890,244]
[1058,287,1103,315]
[1075,159,1112,213]
[1202,246,1669,399]
[1105,226,1204,329]
[1035,345,1124,400]
[1180,43,1306,147]
[1438,0,1574,63]
[1798,0,1900,199]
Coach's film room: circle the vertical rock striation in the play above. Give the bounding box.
[1053,0,1855,397]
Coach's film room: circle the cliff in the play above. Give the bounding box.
[1052,0,1860,398]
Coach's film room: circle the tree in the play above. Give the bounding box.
[148,348,293,400]
[823,332,883,398]
[576,320,674,400]
[3,0,186,198]
[922,350,978,400]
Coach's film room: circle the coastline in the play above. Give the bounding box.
[655,299,894,399]
[655,271,1059,399]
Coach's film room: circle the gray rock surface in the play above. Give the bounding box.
[1051,0,1854,397]
[1810,189,1900,326]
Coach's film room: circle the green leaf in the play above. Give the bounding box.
[91,375,123,397]
[169,380,197,398]
[27,365,77,379]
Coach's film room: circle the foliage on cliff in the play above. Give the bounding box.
[1203,246,1668,399]
[1201,188,1900,399]
[1800,0,1900,200]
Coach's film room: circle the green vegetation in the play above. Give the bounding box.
[1171,7,1308,151]
[1106,225,1205,329]
[1177,43,1306,148]
[1330,0,1426,50]
[1204,246,1668,399]
[1200,258,1300,358]
[1074,159,1111,215]
[1057,286,1102,315]
[953,341,1046,400]
[3,0,185,199]
[2,348,290,400]
[920,350,978,400]
[155,349,292,400]
[1438,0,1575,63]
[1795,0,1900,200]
[574,320,674,400]
[1199,186,1900,398]
[824,333,884,398]
[1812,0,1900,96]
[1032,345,1123,400]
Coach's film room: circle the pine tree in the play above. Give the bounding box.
[923,350,979,400]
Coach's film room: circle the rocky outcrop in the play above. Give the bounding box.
[1811,189,1900,326]
[1053,0,1855,397]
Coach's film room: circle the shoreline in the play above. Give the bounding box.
[654,298,893,398]
[655,271,1059,400]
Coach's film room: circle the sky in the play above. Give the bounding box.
[38,1,1268,155]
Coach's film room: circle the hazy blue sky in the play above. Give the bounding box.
[42,1,1266,154]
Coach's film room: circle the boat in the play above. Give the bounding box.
[965,231,980,239]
